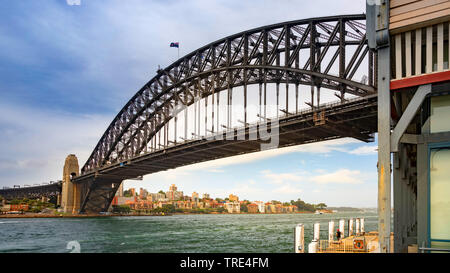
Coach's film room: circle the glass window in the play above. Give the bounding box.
[430,148,450,250]
[430,95,450,133]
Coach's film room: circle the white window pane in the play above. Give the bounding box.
[430,148,450,240]
[431,95,450,133]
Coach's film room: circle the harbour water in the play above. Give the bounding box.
[0,212,377,253]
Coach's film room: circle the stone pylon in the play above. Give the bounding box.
[61,154,80,214]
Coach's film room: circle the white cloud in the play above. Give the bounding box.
[66,0,81,6]
[261,170,306,185]
[348,145,378,155]
[273,184,303,195]
[310,169,364,185]
[0,103,110,186]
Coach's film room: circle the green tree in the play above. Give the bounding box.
[161,204,176,213]
[240,204,248,213]
[291,198,316,212]
[112,205,131,214]
[123,190,133,197]
[158,190,165,195]
[216,207,226,213]
[316,203,327,210]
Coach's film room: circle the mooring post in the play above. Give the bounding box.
[356,218,361,236]
[294,224,305,253]
[361,218,365,235]
[328,220,335,241]
[308,222,320,253]
[349,218,354,237]
[339,219,345,238]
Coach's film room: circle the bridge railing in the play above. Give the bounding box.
[1,180,62,190]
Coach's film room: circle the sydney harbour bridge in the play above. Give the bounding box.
[0,14,377,214]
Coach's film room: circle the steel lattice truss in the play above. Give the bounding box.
[0,182,62,200]
[81,14,375,175]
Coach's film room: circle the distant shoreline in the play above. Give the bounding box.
[0,211,328,219]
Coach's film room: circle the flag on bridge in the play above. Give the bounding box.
[170,42,179,48]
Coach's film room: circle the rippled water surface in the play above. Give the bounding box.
[0,212,377,253]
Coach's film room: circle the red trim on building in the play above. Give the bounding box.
[391,71,450,91]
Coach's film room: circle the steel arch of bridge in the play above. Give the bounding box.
[81,14,375,176]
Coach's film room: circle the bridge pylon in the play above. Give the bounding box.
[61,154,81,214]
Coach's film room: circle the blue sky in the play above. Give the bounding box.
[0,0,379,207]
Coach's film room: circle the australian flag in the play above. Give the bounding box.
[170,42,179,48]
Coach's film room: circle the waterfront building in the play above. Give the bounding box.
[135,200,153,210]
[147,192,166,202]
[247,203,259,213]
[112,196,137,206]
[254,201,265,213]
[225,201,240,213]
[166,184,183,201]
[229,194,239,202]
[139,188,148,200]
[289,205,298,213]
[192,192,199,202]
[202,193,210,200]
[129,188,136,197]
[265,203,277,213]
[275,204,283,213]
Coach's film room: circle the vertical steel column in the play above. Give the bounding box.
[339,19,346,102]
[295,47,299,114]
[285,25,290,116]
[158,113,161,149]
[244,34,249,125]
[263,31,268,118]
[276,53,280,117]
[194,83,197,137]
[316,45,321,107]
[376,0,391,253]
[185,88,188,140]
[310,22,316,109]
[212,46,216,133]
[144,118,148,152]
[205,81,208,137]
[197,80,201,137]
[174,96,178,144]
[259,60,262,122]
[227,39,232,129]
[217,82,220,132]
